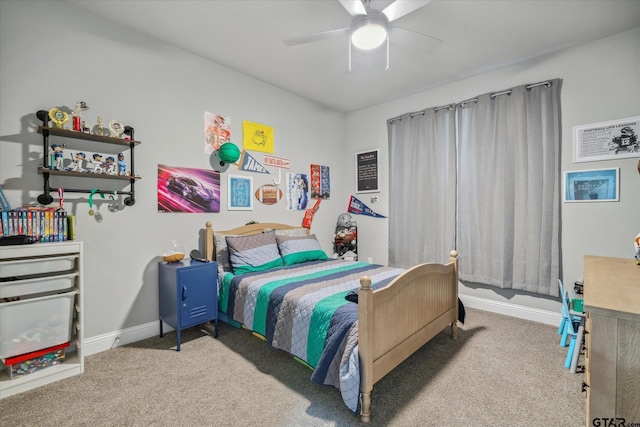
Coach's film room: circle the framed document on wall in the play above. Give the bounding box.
[573,116,640,163]
[564,168,619,202]
[228,174,253,210]
[356,149,379,193]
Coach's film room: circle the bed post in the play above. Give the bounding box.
[450,250,459,340]
[358,275,373,423]
[205,221,214,261]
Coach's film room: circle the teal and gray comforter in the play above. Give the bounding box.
[219,259,405,413]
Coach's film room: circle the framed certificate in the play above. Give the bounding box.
[355,149,379,193]
[573,116,640,163]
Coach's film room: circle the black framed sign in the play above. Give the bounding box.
[356,149,379,193]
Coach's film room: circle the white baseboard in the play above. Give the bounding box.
[459,294,561,326]
[84,296,561,356]
[84,321,171,357]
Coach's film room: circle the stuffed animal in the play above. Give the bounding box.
[634,232,640,265]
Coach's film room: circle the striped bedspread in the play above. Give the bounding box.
[219,259,405,412]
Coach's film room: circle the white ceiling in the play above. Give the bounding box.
[63,0,640,113]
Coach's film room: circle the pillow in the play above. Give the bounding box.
[276,234,328,266]
[213,232,238,273]
[226,230,284,274]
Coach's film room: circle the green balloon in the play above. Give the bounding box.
[218,143,240,164]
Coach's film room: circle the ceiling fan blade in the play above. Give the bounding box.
[338,0,367,17]
[382,0,433,23]
[283,28,350,46]
[391,26,443,53]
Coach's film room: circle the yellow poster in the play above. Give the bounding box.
[242,120,274,153]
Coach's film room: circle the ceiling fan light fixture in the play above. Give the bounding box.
[351,17,387,50]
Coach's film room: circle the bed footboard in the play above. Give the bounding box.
[358,250,459,422]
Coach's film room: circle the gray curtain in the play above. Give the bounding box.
[387,106,456,267]
[457,79,562,296]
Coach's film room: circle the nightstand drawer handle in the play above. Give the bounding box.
[182,285,187,301]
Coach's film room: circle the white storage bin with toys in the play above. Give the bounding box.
[0,241,83,398]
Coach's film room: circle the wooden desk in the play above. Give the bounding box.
[583,256,640,426]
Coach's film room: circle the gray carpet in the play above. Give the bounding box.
[0,308,585,426]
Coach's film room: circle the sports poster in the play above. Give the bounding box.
[286,173,309,211]
[310,164,330,199]
[204,112,231,154]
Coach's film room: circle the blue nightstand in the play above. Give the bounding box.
[158,259,218,351]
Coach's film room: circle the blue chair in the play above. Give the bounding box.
[558,280,585,371]
[557,280,582,347]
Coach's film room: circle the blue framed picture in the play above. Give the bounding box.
[227,175,253,210]
[564,168,619,202]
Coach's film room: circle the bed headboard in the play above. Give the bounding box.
[204,221,309,261]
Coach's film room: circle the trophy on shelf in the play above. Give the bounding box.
[48,108,69,129]
[95,116,104,136]
[72,101,89,132]
[109,120,124,139]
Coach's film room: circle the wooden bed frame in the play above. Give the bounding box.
[204,221,459,423]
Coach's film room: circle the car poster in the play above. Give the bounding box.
[158,164,221,213]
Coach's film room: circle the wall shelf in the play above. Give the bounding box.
[35,110,141,206]
[37,167,141,180]
[37,125,141,146]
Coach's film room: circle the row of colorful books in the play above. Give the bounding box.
[0,207,72,242]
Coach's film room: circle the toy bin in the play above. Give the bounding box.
[0,254,78,279]
[0,290,77,359]
[0,272,77,299]
[2,342,69,379]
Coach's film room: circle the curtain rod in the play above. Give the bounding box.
[461,80,553,107]
[459,98,478,108]
[390,80,553,117]
[490,90,512,99]
[526,80,552,90]
[490,80,553,99]
[388,103,454,123]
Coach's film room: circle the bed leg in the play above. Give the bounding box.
[360,392,371,423]
[451,321,458,340]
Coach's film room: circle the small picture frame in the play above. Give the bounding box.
[227,174,253,210]
[564,168,619,202]
[355,149,380,193]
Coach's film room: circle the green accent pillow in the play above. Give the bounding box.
[226,230,284,275]
[276,234,328,266]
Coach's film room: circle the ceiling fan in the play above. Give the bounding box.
[283,0,442,70]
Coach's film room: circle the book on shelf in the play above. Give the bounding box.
[0,207,70,242]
